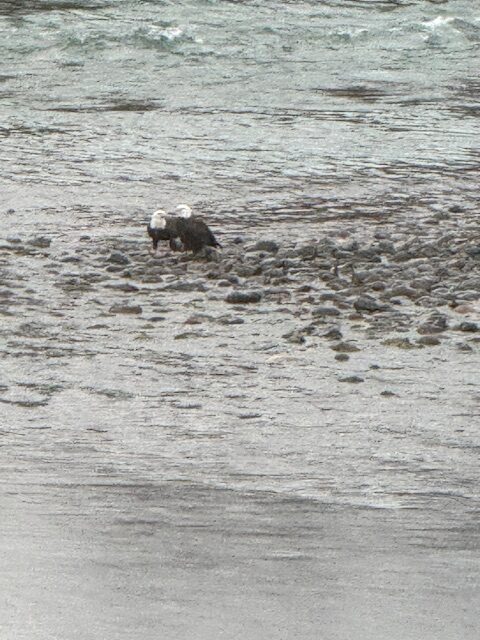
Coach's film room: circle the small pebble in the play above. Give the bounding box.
[339,375,364,383]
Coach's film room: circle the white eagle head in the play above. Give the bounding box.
[175,204,192,219]
[150,209,167,229]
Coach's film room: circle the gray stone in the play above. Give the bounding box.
[339,375,364,383]
[417,313,448,334]
[353,295,386,312]
[226,290,262,304]
[184,314,211,325]
[293,244,317,260]
[382,337,416,349]
[417,335,441,346]
[235,265,260,278]
[387,285,418,299]
[331,341,360,353]
[377,240,395,254]
[217,315,245,325]
[163,280,207,292]
[250,240,279,254]
[322,327,343,340]
[334,353,349,362]
[109,304,142,315]
[30,236,51,248]
[454,321,478,333]
[283,330,306,344]
[318,292,341,302]
[312,306,341,318]
[107,251,130,265]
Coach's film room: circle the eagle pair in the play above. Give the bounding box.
[147,204,221,255]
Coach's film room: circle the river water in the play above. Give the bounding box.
[1,1,479,638]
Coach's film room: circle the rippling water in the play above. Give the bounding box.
[1,0,479,214]
[1,2,479,639]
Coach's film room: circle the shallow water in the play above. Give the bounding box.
[1,1,479,638]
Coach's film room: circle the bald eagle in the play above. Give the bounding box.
[174,204,221,254]
[147,209,182,253]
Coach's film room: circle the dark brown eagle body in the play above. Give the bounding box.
[176,216,221,253]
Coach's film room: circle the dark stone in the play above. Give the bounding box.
[250,240,279,254]
[297,284,314,293]
[184,314,211,325]
[236,265,261,278]
[353,295,386,312]
[357,248,382,262]
[339,375,364,383]
[417,335,441,346]
[382,337,416,349]
[283,330,306,344]
[30,236,51,248]
[322,327,343,340]
[217,315,245,325]
[334,353,349,362]
[465,245,480,258]
[163,280,207,292]
[294,244,317,260]
[109,304,142,315]
[318,292,341,302]
[331,341,360,353]
[107,251,130,265]
[386,285,418,299]
[380,390,398,397]
[417,313,448,334]
[377,240,395,254]
[105,283,139,293]
[455,321,478,332]
[370,281,386,291]
[312,306,341,318]
[226,291,262,304]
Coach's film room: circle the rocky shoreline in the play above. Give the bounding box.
[1,204,479,371]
